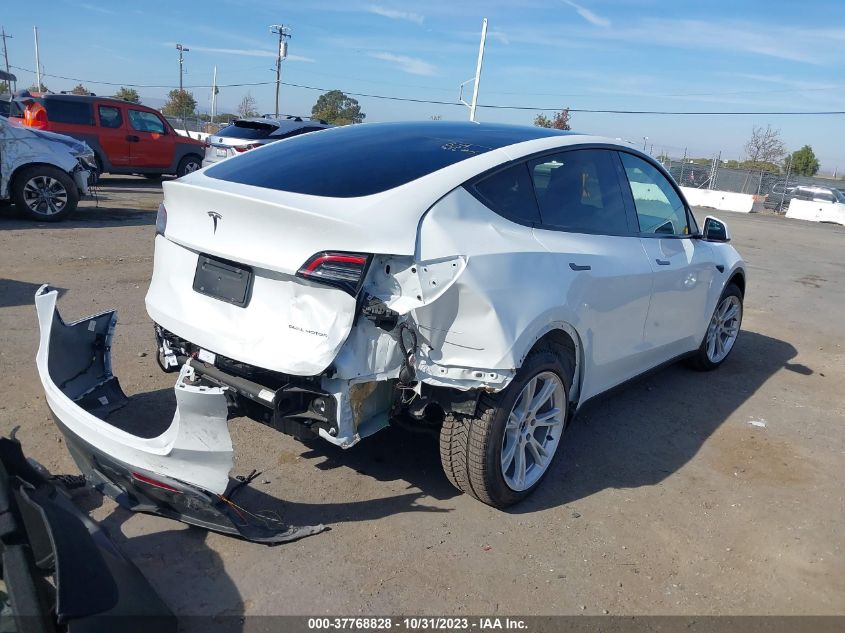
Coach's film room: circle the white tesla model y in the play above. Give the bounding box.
[36,122,745,523]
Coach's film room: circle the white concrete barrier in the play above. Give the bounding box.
[680,187,754,214]
[786,199,845,226]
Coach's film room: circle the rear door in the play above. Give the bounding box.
[95,102,130,167]
[618,151,715,359]
[126,108,176,168]
[526,148,655,399]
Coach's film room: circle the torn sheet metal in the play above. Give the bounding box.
[34,285,326,544]
[0,117,92,199]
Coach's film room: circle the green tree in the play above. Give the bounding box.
[311,90,365,125]
[785,145,820,176]
[27,82,48,93]
[0,80,11,94]
[113,87,141,103]
[237,92,259,118]
[161,89,197,117]
[533,108,571,130]
[70,83,89,95]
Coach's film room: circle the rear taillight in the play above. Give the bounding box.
[155,203,167,236]
[233,143,261,153]
[296,252,371,295]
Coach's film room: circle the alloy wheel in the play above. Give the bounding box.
[501,371,566,491]
[706,295,742,363]
[23,176,68,216]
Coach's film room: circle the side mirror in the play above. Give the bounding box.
[702,216,730,242]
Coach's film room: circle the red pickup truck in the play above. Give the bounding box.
[10,93,205,179]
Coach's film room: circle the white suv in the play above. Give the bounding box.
[35,122,745,538]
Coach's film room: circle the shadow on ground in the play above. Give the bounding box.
[0,279,65,308]
[0,204,156,230]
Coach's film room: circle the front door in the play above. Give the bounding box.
[126,108,176,169]
[618,151,715,359]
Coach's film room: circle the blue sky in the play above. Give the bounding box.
[4,0,844,173]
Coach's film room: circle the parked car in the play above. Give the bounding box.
[0,115,95,220]
[9,93,205,179]
[35,122,745,518]
[201,115,333,167]
[765,184,845,210]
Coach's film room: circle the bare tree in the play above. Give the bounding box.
[237,92,259,118]
[744,125,785,168]
[533,108,571,130]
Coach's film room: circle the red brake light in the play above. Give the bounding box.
[297,252,371,295]
[131,471,179,492]
[233,143,261,153]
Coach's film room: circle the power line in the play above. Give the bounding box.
[9,64,845,116]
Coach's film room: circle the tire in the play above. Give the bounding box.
[440,345,574,508]
[11,166,79,222]
[143,173,164,181]
[686,283,743,371]
[175,155,202,178]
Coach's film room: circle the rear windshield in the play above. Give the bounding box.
[205,121,572,198]
[216,121,278,140]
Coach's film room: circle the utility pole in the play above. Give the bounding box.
[33,26,41,92]
[1,27,13,92]
[176,43,189,92]
[210,66,218,126]
[469,18,487,122]
[270,24,290,118]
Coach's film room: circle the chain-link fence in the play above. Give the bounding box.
[661,157,843,212]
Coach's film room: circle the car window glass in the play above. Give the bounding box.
[98,105,122,129]
[528,149,628,234]
[817,192,834,202]
[128,109,166,134]
[472,162,540,224]
[620,153,690,235]
[45,99,93,125]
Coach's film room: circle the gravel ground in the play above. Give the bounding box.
[1,176,843,624]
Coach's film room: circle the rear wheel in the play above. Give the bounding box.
[176,155,202,178]
[440,346,573,508]
[11,166,79,222]
[687,283,743,371]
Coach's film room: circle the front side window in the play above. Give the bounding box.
[98,105,122,129]
[620,152,690,236]
[472,162,540,224]
[128,109,166,134]
[529,149,629,234]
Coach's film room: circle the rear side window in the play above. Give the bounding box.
[471,163,540,224]
[128,109,166,134]
[529,149,629,234]
[620,152,690,235]
[98,105,122,129]
[217,121,277,140]
[44,99,93,125]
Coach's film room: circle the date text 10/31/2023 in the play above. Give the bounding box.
[307,618,528,631]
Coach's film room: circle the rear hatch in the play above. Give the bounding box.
[204,119,278,165]
[146,173,421,375]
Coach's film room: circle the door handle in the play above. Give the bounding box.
[656,259,671,266]
[126,135,140,142]
[569,263,591,271]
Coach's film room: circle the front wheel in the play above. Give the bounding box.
[440,347,573,508]
[687,283,743,371]
[176,155,202,178]
[11,166,79,222]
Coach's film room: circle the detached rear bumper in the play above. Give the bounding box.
[34,285,326,544]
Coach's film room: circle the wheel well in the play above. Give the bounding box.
[729,271,746,296]
[528,329,577,389]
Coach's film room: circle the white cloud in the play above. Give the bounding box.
[369,52,436,76]
[560,0,610,28]
[366,5,424,25]
[488,30,510,45]
[165,44,314,62]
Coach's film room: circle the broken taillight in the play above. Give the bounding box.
[131,471,180,492]
[296,252,371,296]
[233,143,262,153]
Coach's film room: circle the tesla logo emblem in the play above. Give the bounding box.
[208,211,222,234]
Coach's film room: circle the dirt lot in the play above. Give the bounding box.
[1,176,843,623]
